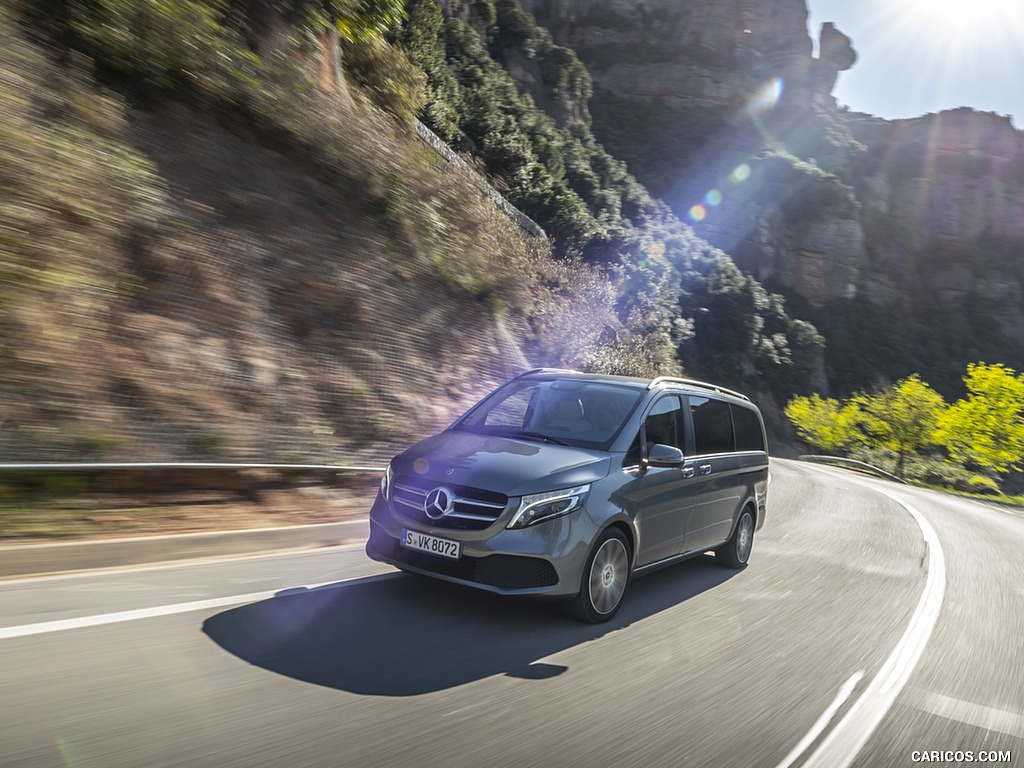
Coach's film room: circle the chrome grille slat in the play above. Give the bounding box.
[447,511,500,521]
[394,483,427,497]
[455,498,505,509]
[391,473,509,530]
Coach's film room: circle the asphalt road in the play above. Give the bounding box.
[0,459,1021,768]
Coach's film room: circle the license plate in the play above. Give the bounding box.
[401,529,462,559]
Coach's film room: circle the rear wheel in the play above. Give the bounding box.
[563,529,631,623]
[716,508,754,569]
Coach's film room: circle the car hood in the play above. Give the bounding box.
[391,430,610,497]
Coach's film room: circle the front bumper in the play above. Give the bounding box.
[365,493,590,597]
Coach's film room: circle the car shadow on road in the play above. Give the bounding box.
[202,557,736,696]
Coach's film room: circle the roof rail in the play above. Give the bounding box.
[647,376,750,401]
[516,367,580,377]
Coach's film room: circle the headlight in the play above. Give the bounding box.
[380,463,393,499]
[507,484,590,529]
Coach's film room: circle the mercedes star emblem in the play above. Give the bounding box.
[424,487,454,519]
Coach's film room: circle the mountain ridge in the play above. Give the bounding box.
[507,0,1024,396]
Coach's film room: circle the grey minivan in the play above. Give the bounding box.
[366,369,768,622]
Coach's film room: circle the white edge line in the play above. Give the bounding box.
[0,572,399,641]
[907,690,1024,738]
[0,541,370,586]
[774,671,865,768]
[0,519,368,551]
[789,492,946,768]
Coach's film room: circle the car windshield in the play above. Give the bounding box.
[454,378,644,449]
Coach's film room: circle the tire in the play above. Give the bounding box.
[563,528,631,623]
[716,508,754,569]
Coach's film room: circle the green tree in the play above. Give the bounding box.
[311,0,406,41]
[936,363,1024,477]
[856,375,946,479]
[784,394,863,454]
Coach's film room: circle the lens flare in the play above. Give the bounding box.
[705,189,723,207]
[730,164,751,184]
[689,204,706,222]
[748,77,783,115]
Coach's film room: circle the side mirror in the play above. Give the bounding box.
[647,443,685,467]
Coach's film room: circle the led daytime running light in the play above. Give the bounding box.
[508,484,590,529]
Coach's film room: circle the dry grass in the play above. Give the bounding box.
[0,3,652,470]
[0,485,377,541]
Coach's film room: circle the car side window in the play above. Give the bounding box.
[732,404,765,452]
[645,395,684,450]
[625,395,685,467]
[689,396,735,455]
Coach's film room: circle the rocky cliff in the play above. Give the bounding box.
[517,0,1024,395]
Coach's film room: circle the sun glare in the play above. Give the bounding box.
[906,0,1018,32]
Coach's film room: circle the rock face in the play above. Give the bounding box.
[867,110,1024,248]
[514,0,1024,393]
[520,0,870,308]
[523,0,815,106]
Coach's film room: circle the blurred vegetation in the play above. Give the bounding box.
[786,363,1024,490]
[936,363,1024,474]
[784,394,863,455]
[0,0,172,456]
[854,374,946,480]
[0,0,679,463]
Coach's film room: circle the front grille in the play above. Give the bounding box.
[391,474,509,530]
[368,527,558,590]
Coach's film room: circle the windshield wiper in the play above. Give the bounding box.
[511,431,572,446]
[453,425,573,446]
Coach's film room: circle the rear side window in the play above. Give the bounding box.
[689,396,734,455]
[732,405,765,452]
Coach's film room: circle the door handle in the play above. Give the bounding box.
[699,463,712,475]
[682,465,695,478]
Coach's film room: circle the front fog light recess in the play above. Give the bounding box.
[508,484,590,529]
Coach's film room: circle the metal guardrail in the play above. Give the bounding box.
[798,455,907,484]
[414,121,547,240]
[0,463,386,473]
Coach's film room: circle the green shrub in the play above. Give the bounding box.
[44,473,88,496]
[965,475,1001,495]
[469,0,497,29]
[343,36,426,126]
[61,0,247,95]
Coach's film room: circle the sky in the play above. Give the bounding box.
[805,0,1024,129]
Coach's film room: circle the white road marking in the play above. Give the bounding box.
[0,541,369,586]
[774,671,864,768]
[777,490,946,768]
[0,572,399,641]
[906,689,1024,738]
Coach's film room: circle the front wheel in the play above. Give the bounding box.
[563,529,631,623]
[716,508,754,569]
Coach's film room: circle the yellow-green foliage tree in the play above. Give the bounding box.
[856,374,946,479]
[936,363,1024,477]
[783,394,863,454]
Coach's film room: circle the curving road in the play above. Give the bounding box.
[0,459,1021,767]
